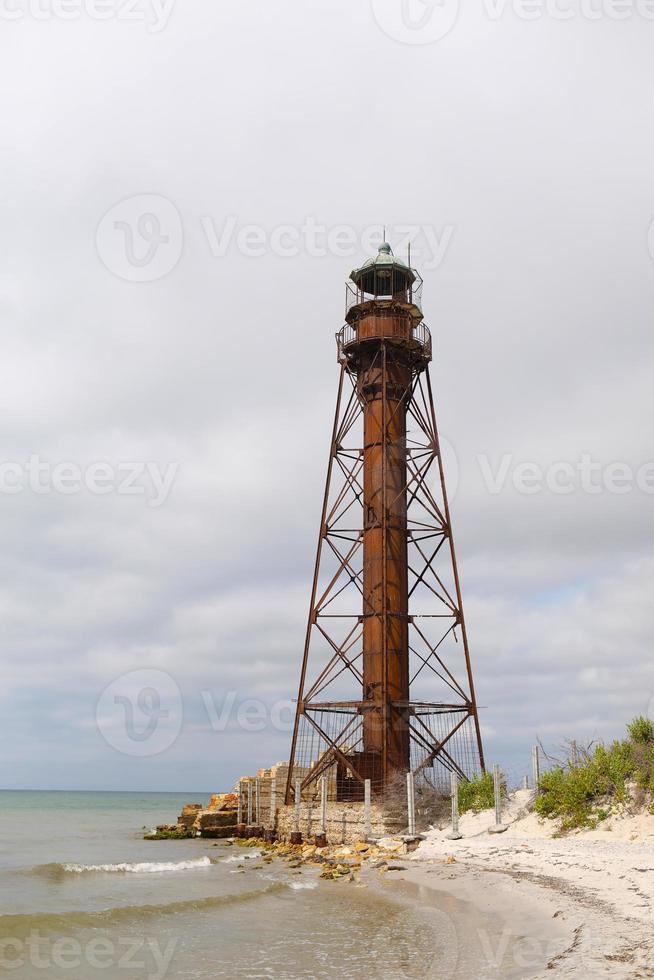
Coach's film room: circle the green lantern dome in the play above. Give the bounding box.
[349,243,416,297]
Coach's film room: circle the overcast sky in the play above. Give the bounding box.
[1,1,653,791]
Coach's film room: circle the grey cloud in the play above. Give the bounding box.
[0,3,652,789]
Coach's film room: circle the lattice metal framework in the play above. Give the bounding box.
[286,246,484,804]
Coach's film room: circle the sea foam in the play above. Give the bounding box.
[62,857,213,874]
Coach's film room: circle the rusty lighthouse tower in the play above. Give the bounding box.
[286,244,484,806]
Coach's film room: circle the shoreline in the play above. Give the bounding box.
[400,837,654,977]
[146,783,654,977]
[211,837,573,978]
[365,863,570,979]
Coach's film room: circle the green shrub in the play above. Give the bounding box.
[628,715,654,744]
[458,771,501,815]
[534,718,654,832]
[535,764,601,831]
[632,741,654,794]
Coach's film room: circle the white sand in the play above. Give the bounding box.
[405,790,654,977]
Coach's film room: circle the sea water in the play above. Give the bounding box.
[0,790,529,979]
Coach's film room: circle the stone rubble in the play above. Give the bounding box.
[224,834,417,882]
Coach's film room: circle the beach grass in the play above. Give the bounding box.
[534,717,654,832]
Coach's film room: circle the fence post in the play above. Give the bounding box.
[320,776,327,834]
[255,777,261,826]
[406,771,416,836]
[290,777,303,844]
[488,764,507,834]
[294,779,301,830]
[364,779,372,839]
[446,772,462,840]
[522,775,529,791]
[269,777,277,827]
[237,780,243,825]
[532,746,541,790]
[247,781,253,826]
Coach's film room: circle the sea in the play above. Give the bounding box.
[0,790,532,979]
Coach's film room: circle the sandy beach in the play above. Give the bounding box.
[396,790,654,978]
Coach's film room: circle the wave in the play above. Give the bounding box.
[64,857,213,874]
[0,882,288,936]
[32,857,215,878]
[221,851,261,864]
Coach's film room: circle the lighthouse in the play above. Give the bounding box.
[286,244,484,806]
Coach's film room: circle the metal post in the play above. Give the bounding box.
[488,764,507,834]
[532,746,540,790]
[237,780,243,825]
[406,771,416,837]
[293,778,301,834]
[247,781,253,826]
[446,772,462,840]
[269,777,277,826]
[320,776,327,835]
[522,775,529,791]
[364,779,372,839]
[494,764,502,824]
[255,777,261,826]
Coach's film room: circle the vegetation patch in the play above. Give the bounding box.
[458,771,503,815]
[144,825,195,840]
[534,717,654,833]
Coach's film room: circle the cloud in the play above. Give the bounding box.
[0,2,652,790]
